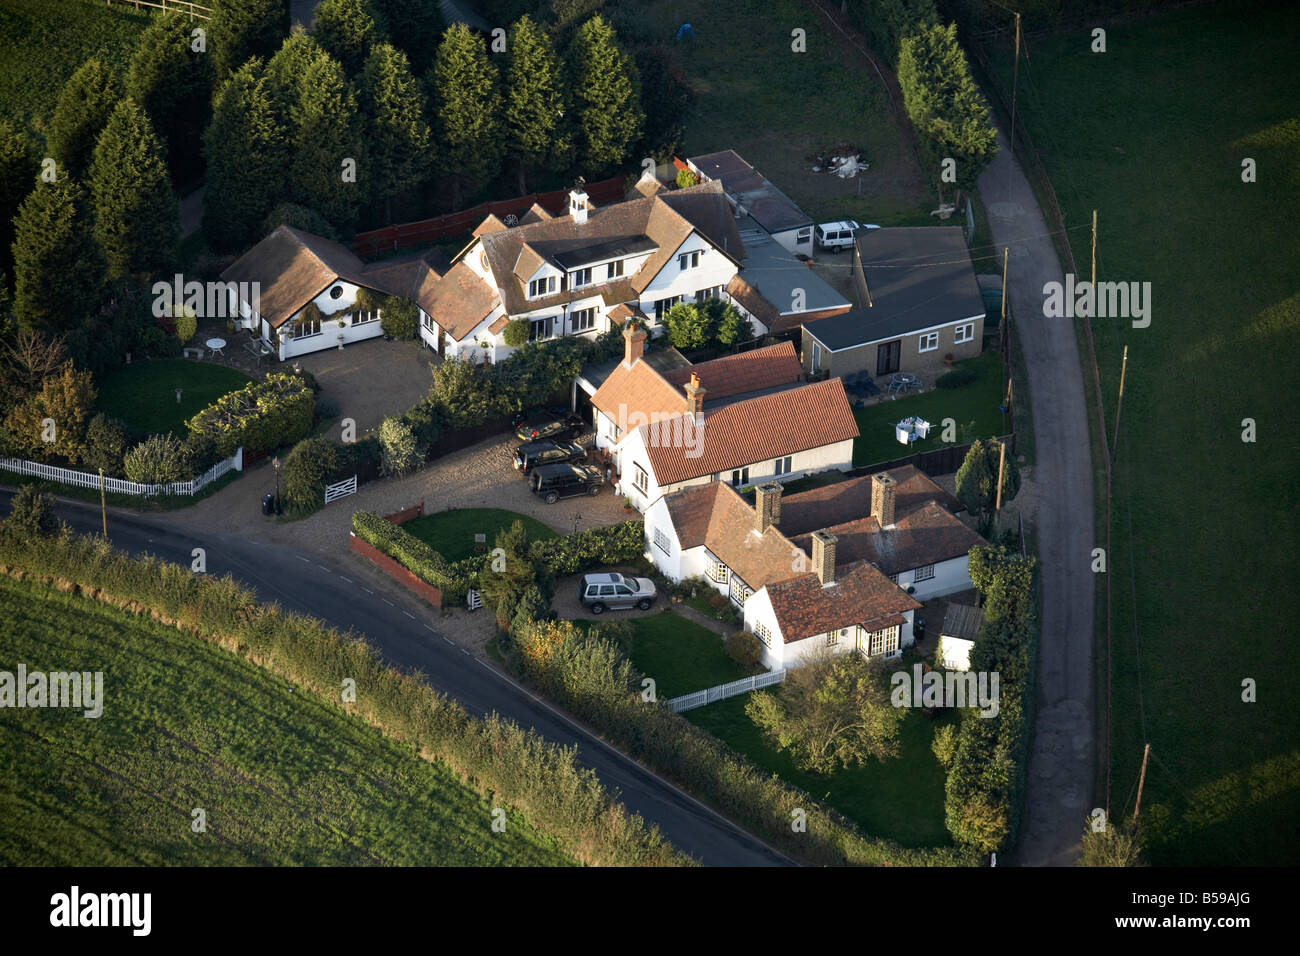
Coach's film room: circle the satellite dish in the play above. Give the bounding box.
[504,213,520,227]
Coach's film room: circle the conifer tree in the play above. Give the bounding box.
[314,0,384,77]
[432,24,504,207]
[47,60,122,179]
[11,172,106,334]
[0,121,37,292]
[126,11,214,181]
[569,15,643,174]
[505,14,572,192]
[210,0,290,79]
[359,42,431,221]
[288,53,366,230]
[88,99,179,281]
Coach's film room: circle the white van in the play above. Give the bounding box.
[815,220,880,252]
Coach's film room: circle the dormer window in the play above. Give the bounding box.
[678,250,701,270]
[528,275,556,298]
[571,267,592,288]
[607,259,624,279]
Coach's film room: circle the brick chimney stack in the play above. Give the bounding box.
[685,373,706,419]
[871,472,897,529]
[811,529,837,586]
[755,482,783,533]
[622,324,646,367]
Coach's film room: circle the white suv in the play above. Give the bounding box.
[815,220,880,252]
[577,572,657,613]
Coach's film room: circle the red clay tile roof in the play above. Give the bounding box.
[663,482,805,591]
[591,356,688,421]
[488,314,510,334]
[422,260,499,340]
[606,303,648,326]
[766,561,920,643]
[642,378,858,485]
[660,341,802,400]
[473,214,508,237]
[788,499,983,577]
[777,465,962,536]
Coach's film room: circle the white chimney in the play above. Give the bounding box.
[569,187,589,225]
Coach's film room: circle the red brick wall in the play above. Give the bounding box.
[348,533,443,608]
[384,501,424,525]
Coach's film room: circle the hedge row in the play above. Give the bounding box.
[351,512,647,607]
[942,545,1039,853]
[0,526,688,868]
[186,372,315,457]
[505,614,976,867]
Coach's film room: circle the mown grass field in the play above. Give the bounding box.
[987,0,1300,864]
[96,359,254,437]
[686,679,952,848]
[0,574,572,865]
[851,350,1008,467]
[614,0,931,224]
[622,610,746,699]
[0,0,149,136]
[403,507,558,562]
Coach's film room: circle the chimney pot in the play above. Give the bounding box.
[685,372,707,418]
[622,324,646,367]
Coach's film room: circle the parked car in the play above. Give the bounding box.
[577,572,657,613]
[513,407,584,442]
[513,438,587,474]
[530,462,604,503]
[814,220,880,252]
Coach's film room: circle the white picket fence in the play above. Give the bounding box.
[324,475,357,504]
[0,448,241,498]
[665,668,788,713]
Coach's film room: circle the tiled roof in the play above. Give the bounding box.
[473,214,508,237]
[766,561,920,643]
[519,203,552,224]
[642,378,858,485]
[660,342,802,401]
[788,499,983,577]
[726,275,778,329]
[663,482,804,591]
[590,356,688,421]
[421,260,499,340]
[777,464,962,536]
[476,180,744,318]
[488,314,510,334]
[221,225,373,328]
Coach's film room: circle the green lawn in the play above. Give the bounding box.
[987,0,1300,864]
[402,507,558,562]
[851,351,1008,467]
[686,685,952,848]
[96,359,254,438]
[0,574,572,866]
[621,610,746,700]
[618,0,931,224]
[0,0,150,136]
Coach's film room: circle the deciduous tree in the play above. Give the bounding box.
[4,361,97,463]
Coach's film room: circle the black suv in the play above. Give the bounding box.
[513,407,584,442]
[531,463,604,503]
[513,439,586,474]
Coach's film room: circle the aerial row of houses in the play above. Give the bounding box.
[220,150,994,669]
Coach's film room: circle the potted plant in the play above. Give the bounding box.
[944,352,955,367]
[622,496,634,512]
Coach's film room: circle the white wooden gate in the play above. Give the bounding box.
[324,475,357,504]
[466,588,483,611]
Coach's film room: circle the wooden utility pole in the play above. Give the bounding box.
[1000,247,1009,324]
[1112,345,1129,463]
[1009,13,1022,145]
[995,440,1007,513]
[1133,743,1152,827]
[1091,209,1098,288]
[99,468,107,537]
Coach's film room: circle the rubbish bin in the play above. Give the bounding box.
[914,615,926,642]
[262,493,275,516]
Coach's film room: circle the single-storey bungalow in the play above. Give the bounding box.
[801,226,985,380]
[685,149,814,256]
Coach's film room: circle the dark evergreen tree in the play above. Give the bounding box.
[359,42,431,221]
[370,0,444,74]
[505,14,572,192]
[46,60,122,178]
[203,58,290,250]
[569,15,642,174]
[126,11,214,184]
[88,99,179,281]
[209,0,291,79]
[11,172,106,334]
[432,24,504,207]
[288,53,366,231]
[0,122,37,295]
[313,0,385,76]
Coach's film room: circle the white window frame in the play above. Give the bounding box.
[607,259,624,279]
[826,629,844,647]
[774,456,792,476]
[811,341,822,373]
[528,275,556,299]
[868,626,900,657]
[529,315,554,342]
[914,563,936,582]
[654,295,682,320]
[954,323,974,344]
[707,553,729,584]
[571,307,596,333]
[291,312,321,338]
[919,331,940,352]
[755,622,772,647]
[730,467,749,488]
[632,463,649,494]
[796,227,812,245]
[696,286,722,302]
[571,267,592,288]
[653,526,672,555]
[678,250,701,271]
